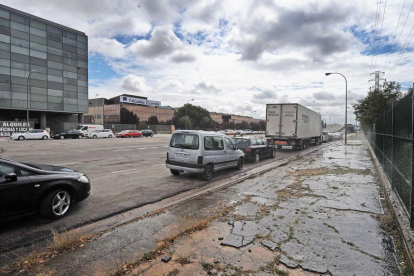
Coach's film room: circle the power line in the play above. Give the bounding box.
[387,22,414,80]
[382,0,406,72]
[370,0,381,74]
[374,0,388,71]
[384,0,414,74]
[369,0,382,72]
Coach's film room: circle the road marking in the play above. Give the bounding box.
[113,149,131,152]
[151,164,165,167]
[112,168,138,174]
[137,148,147,150]
[150,147,158,149]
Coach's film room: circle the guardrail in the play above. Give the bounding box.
[365,95,413,226]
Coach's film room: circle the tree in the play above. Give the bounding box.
[250,122,261,131]
[236,121,250,130]
[353,81,401,130]
[147,115,159,125]
[259,120,266,130]
[174,104,213,129]
[178,116,192,129]
[120,108,140,124]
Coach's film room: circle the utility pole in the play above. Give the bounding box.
[369,71,385,91]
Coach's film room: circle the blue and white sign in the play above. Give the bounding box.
[120,96,161,107]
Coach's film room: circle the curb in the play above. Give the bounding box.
[366,141,414,270]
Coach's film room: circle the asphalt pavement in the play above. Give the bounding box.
[0,134,315,257]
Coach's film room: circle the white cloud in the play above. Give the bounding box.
[5,0,413,124]
[89,38,127,59]
[121,75,152,93]
[130,26,183,59]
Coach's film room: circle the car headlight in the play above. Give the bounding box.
[78,175,90,183]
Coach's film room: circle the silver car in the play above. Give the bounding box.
[166,130,245,181]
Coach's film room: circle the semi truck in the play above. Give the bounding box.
[266,103,323,150]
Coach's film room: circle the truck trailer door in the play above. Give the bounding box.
[266,104,281,136]
[281,104,297,137]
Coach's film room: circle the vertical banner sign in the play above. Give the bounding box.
[0,121,34,137]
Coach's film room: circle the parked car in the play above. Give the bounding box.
[166,130,245,181]
[142,129,154,137]
[232,137,276,163]
[75,124,104,137]
[89,129,114,139]
[10,129,50,141]
[116,130,142,138]
[0,158,90,220]
[53,130,84,139]
[328,133,335,141]
[333,132,343,140]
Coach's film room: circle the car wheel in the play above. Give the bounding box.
[108,135,112,138]
[18,136,25,141]
[93,135,97,139]
[151,134,153,137]
[170,169,180,176]
[40,189,71,220]
[60,136,64,139]
[254,151,260,163]
[126,135,130,138]
[78,135,82,139]
[236,157,244,170]
[201,164,214,181]
[271,148,276,158]
[42,135,48,140]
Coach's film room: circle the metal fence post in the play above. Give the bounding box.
[411,87,414,227]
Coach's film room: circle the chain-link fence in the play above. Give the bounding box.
[365,95,413,226]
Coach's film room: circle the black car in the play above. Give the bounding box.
[53,130,84,139]
[142,129,154,137]
[0,158,91,220]
[232,137,276,163]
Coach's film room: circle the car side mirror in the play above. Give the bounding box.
[5,173,17,181]
[234,145,238,150]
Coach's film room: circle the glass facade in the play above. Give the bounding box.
[0,6,88,113]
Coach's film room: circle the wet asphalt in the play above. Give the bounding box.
[0,134,310,262]
[2,138,401,276]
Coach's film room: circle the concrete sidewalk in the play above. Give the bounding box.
[2,140,403,276]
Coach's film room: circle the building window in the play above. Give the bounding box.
[96,114,101,119]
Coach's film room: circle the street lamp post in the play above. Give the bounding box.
[26,70,35,130]
[185,99,194,129]
[106,116,109,125]
[325,72,348,145]
[250,111,257,117]
[95,94,98,124]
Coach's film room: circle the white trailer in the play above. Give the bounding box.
[266,103,322,150]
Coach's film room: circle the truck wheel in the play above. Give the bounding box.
[170,169,180,176]
[254,151,260,163]
[201,165,213,181]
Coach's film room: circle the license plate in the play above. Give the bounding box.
[282,146,293,149]
[175,152,189,158]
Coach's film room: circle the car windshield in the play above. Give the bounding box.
[232,138,249,149]
[170,133,199,150]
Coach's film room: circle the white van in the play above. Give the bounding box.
[166,130,245,181]
[75,124,104,137]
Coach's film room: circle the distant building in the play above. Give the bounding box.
[210,112,262,125]
[84,94,175,124]
[0,4,88,135]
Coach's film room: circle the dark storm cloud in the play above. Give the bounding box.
[231,2,355,61]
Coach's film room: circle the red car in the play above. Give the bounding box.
[116,130,143,138]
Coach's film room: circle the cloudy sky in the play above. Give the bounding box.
[4,0,414,124]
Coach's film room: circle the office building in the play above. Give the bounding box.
[0,4,88,135]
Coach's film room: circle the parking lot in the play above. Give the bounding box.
[0,134,324,255]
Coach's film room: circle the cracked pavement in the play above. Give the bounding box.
[4,140,401,276]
